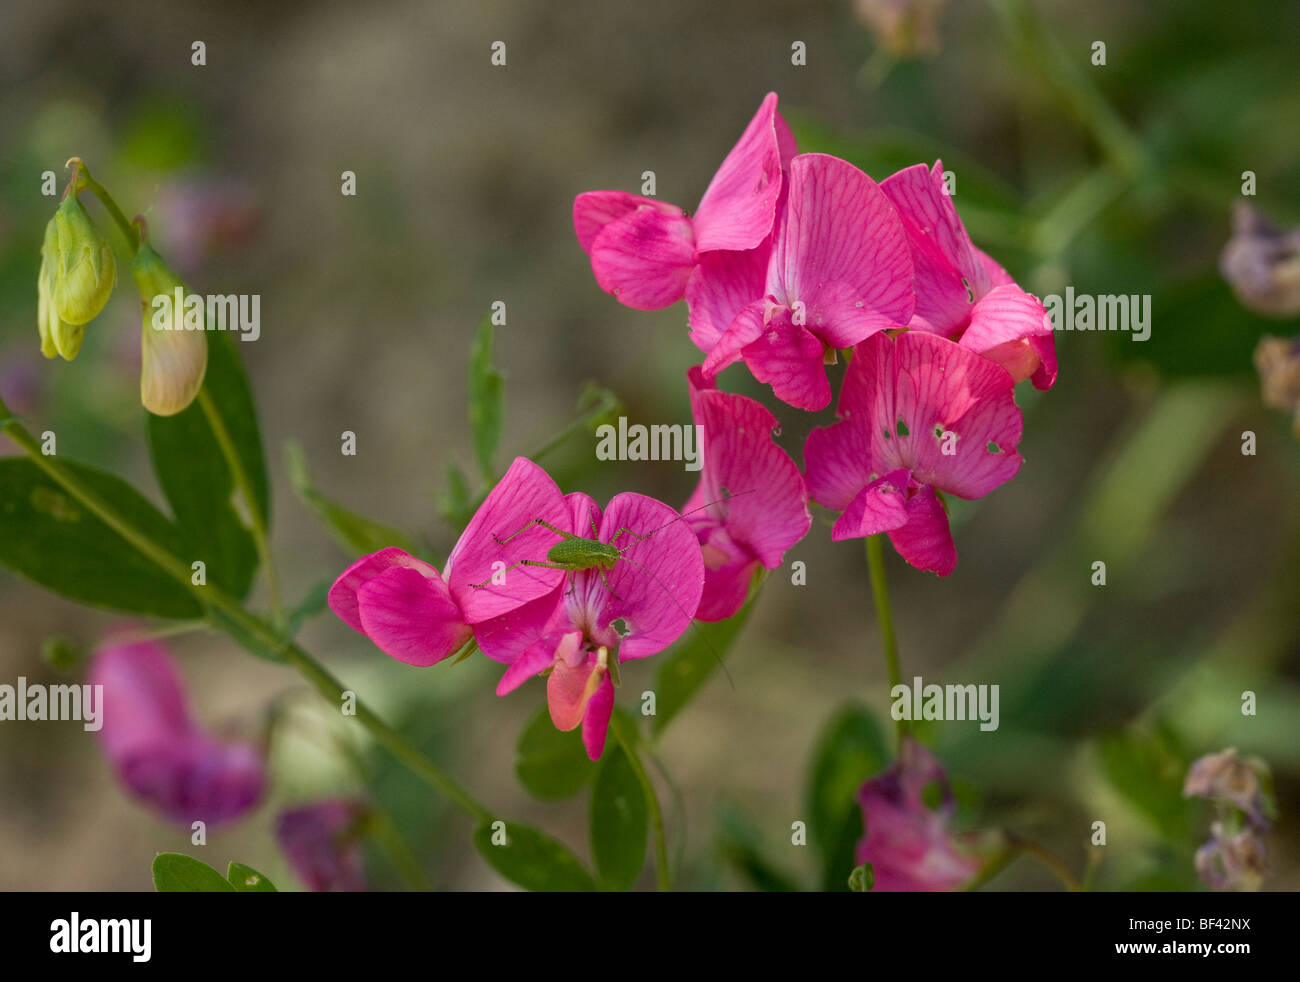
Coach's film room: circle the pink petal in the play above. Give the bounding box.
[701,299,766,377]
[475,584,566,668]
[547,635,603,732]
[959,283,1052,384]
[869,331,1023,500]
[693,93,788,253]
[445,457,571,623]
[831,468,912,540]
[740,307,833,411]
[329,547,443,635]
[588,203,695,309]
[695,554,759,622]
[596,493,704,661]
[573,190,654,254]
[771,153,915,346]
[87,638,195,762]
[880,160,990,300]
[684,367,811,570]
[685,246,771,355]
[581,674,616,760]
[887,484,957,576]
[1029,332,1059,390]
[494,637,560,696]
[355,565,472,666]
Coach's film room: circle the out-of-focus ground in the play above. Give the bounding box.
[0,0,1297,890]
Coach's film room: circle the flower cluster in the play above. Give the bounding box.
[1183,747,1275,891]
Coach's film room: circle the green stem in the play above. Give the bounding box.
[610,712,670,892]
[197,388,284,626]
[1007,833,1082,892]
[0,402,493,826]
[865,536,907,743]
[69,160,140,255]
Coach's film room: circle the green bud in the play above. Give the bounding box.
[36,218,62,359]
[51,193,117,340]
[132,244,208,416]
[40,636,83,673]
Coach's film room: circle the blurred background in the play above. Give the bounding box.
[0,0,1297,891]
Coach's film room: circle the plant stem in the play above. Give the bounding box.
[0,402,493,826]
[68,160,140,256]
[197,387,284,626]
[1006,833,1082,892]
[610,712,671,892]
[865,535,907,743]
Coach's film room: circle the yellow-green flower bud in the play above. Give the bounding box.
[132,244,208,416]
[51,193,117,334]
[37,218,61,359]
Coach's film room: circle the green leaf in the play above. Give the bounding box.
[716,806,801,892]
[147,332,269,598]
[805,704,889,891]
[589,743,648,891]
[468,316,504,484]
[515,706,596,799]
[1099,722,1194,841]
[652,601,753,735]
[0,458,201,618]
[286,578,331,639]
[227,862,277,892]
[152,853,236,892]
[473,822,597,892]
[437,460,474,530]
[848,862,875,892]
[286,442,420,558]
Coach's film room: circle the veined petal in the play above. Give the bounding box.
[831,468,912,541]
[573,190,657,254]
[693,92,789,253]
[740,307,832,411]
[960,283,1054,386]
[881,160,990,299]
[547,634,603,732]
[887,484,957,576]
[686,245,771,354]
[355,565,472,666]
[581,673,616,760]
[588,204,695,309]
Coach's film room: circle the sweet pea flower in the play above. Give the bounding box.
[329,457,573,666]
[856,737,984,892]
[880,160,1057,389]
[803,330,1023,576]
[275,798,371,892]
[473,491,704,759]
[683,366,811,620]
[1194,822,1269,892]
[701,153,915,411]
[574,92,796,311]
[1183,747,1271,829]
[87,636,265,828]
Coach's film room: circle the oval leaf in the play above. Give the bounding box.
[590,743,648,891]
[227,861,278,892]
[152,853,235,892]
[474,822,597,892]
[515,706,596,799]
[0,458,201,618]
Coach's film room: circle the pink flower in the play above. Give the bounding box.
[329,457,573,665]
[700,153,915,410]
[574,92,796,311]
[87,637,265,828]
[880,160,1057,389]
[474,491,704,759]
[803,330,1023,576]
[683,367,811,620]
[856,737,983,891]
[275,798,371,892]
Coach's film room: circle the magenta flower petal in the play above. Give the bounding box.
[573,190,654,253]
[960,283,1055,388]
[686,246,771,355]
[581,674,616,761]
[275,798,370,892]
[355,565,472,666]
[546,632,601,731]
[88,638,266,829]
[588,203,696,309]
[692,92,791,253]
[880,160,989,300]
[598,492,704,660]
[740,308,833,410]
[493,639,558,696]
[832,468,912,541]
[445,457,571,622]
[887,483,958,576]
[328,547,440,634]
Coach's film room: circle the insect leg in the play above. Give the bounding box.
[492,518,573,546]
[468,558,571,589]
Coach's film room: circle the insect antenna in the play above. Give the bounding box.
[614,551,736,691]
[613,488,756,551]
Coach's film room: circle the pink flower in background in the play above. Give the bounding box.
[88,637,265,828]
[574,92,796,310]
[329,457,572,665]
[856,738,983,891]
[683,367,811,620]
[880,160,1056,389]
[701,153,915,410]
[275,798,371,892]
[474,491,704,759]
[804,330,1022,576]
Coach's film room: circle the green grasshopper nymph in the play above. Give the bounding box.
[469,490,751,686]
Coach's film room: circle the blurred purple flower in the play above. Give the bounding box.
[1183,747,1270,830]
[87,636,266,828]
[854,0,946,57]
[154,178,260,275]
[1195,822,1269,892]
[1220,204,1300,318]
[855,737,984,891]
[1253,334,1300,436]
[275,798,371,892]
